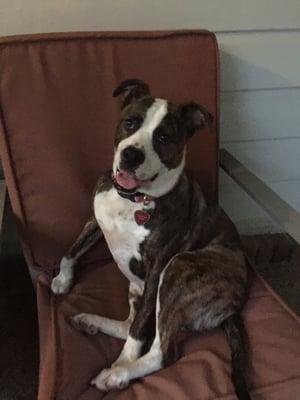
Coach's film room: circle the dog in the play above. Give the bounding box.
[51,79,251,399]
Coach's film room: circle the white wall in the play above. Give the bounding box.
[1,0,300,234]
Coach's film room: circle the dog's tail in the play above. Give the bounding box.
[222,313,252,400]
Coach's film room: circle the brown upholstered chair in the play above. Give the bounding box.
[0,30,299,400]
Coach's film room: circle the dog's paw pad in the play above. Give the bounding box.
[51,276,73,295]
[69,314,99,335]
[91,367,129,392]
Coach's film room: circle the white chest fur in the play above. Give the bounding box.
[94,188,153,287]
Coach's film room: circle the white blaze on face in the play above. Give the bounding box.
[113,99,168,177]
[113,98,186,197]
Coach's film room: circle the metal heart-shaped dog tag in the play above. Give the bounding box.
[134,210,151,225]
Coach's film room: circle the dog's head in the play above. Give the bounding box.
[112,79,212,197]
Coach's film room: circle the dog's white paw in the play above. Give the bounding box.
[51,275,73,295]
[91,366,130,392]
[69,313,99,335]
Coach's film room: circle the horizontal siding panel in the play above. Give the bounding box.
[222,138,300,182]
[0,1,300,36]
[220,89,300,142]
[218,32,300,91]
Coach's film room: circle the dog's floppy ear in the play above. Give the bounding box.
[113,79,150,108]
[179,102,213,137]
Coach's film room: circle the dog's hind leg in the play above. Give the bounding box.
[96,250,250,398]
[70,282,141,340]
[70,313,131,340]
[51,216,102,295]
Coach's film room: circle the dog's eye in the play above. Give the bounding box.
[158,133,171,145]
[155,126,172,145]
[123,118,137,131]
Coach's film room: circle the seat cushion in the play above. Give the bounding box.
[37,261,300,400]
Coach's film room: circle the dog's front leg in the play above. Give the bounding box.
[51,216,102,295]
[103,240,180,373]
[91,264,168,391]
[107,271,159,370]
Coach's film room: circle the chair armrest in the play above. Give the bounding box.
[219,148,300,244]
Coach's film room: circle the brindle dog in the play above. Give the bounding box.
[51,79,251,399]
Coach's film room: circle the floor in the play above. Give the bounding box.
[0,200,38,400]
[0,200,299,400]
[242,233,300,313]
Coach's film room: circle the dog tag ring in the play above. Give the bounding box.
[134,210,151,225]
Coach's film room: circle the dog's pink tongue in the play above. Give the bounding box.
[115,170,139,190]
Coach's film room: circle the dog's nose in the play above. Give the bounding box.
[121,146,145,169]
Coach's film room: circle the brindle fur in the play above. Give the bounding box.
[88,169,251,400]
[93,172,249,350]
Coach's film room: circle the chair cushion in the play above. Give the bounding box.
[37,261,300,400]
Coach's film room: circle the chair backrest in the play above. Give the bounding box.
[0,31,219,270]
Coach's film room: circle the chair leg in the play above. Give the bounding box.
[0,179,6,239]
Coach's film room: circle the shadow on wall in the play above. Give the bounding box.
[220,49,295,92]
